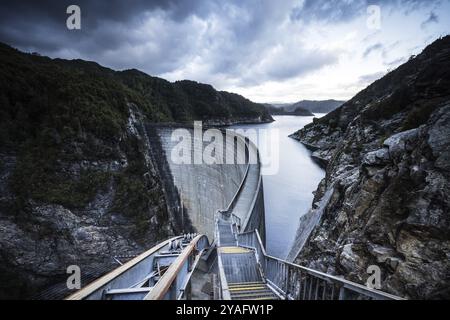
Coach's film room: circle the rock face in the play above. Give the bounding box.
[0,106,183,299]
[289,36,450,299]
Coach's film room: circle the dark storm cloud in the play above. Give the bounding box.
[0,0,444,88]
[0,0,201,51]
[0,1,197,26]
[0,0,333,82]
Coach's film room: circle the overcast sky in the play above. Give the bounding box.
[0,0,449,103]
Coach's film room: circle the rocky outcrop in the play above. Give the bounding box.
[290,36,450,299]
[0,105,182,299]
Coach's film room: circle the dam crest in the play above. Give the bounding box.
[157,127,266,242]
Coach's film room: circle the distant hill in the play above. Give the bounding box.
[264,104,314,116]
[286,100,345,113]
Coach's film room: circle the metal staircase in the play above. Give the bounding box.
[215,212,281,300]
[214,211,403,301]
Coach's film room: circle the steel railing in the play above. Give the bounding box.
[236,229,403,300]
[146,234,210,300]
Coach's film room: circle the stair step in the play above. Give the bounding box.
[229,285,268,292]
[247,296,277,301]
[229,287,272,293]
[233,296,278,300]
[231,291,275,298]
[228,281,279,300]
[228,282,265,287]
[231,292,278,300]
[231,289,274,295]
[219,247,250,254]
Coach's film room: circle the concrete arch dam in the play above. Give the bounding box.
[156,126,266,242]
[68,126,402,301]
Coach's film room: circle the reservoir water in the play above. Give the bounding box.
[230,115,325,259]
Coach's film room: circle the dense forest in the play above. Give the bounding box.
[0,42,271,149]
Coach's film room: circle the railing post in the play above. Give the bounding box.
[297,271,302,300]
[306,276,311,300]
[314,279,320,300]
[338,286,346,300]
[284,265,290,300]
[186,281,192,300]
[322,282,327,300]
[302,276,308,300]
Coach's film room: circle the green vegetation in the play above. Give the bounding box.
[11,156,111,209]
[0,42,270,216]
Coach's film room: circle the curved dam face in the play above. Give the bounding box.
[157,127,266,241]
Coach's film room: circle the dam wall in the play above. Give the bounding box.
[157,127,265,241]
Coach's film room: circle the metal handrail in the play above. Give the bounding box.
[65,236,183,300]
[214,212,231,300]
[145,234,209,300]
[236,229,404,300]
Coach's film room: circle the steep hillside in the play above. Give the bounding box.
[0,43,270,299]
[289,36,450,299]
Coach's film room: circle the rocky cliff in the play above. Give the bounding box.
[289,36,450,299]
[0,43,270,299]
[0,105,186,299]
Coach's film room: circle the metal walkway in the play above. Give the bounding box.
[215,215,280,300]
[220,247,261,284]
[217,221,237,247]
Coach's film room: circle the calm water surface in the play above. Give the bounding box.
[230,115,325,259]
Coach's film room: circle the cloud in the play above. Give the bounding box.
[386,57,407,68]
[0,0,447,102]
[421,11,439,29]
[235,44,338,86]
[363,43,384,58]
[289,0,439,24]
[358,71,386,85]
